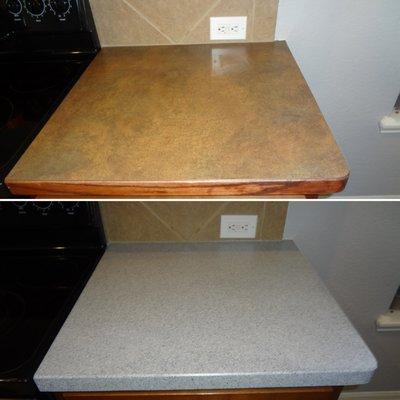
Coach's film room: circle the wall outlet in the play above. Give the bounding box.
[220,215,258,239]
[210,16,247,41]
[380,110,400,134]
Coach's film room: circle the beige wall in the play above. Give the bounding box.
[89,0,279,46]
[101,202,287,242]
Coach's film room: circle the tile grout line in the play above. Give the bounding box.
[179,0,222,43]
[98,203,110,243]
[188,202,227,241]
[258,202,266,240]
[280,203,289,239]
[141,202,186,241]
[121,0,176,44]
[251,0,256,42]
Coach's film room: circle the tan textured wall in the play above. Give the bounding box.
[89,0,279,46]
[101,202,288,242]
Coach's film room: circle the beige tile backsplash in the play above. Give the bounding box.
[89,0,279,46]
[101,202,288,242]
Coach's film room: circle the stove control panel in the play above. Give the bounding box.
[2,0,82,31]
[0,0,99,57]
[0,201,83,217]
[0,201,105,253]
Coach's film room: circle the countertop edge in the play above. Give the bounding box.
[34,369,377,393]
[6,174,349,198]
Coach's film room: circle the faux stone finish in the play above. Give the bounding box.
[6,42,349,197]
[34,241,376,392]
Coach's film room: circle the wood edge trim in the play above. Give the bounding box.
[5,174,349,198]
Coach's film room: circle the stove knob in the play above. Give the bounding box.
[12,201,28,214]
[49,0,71,16]
[60,202,80,214]
[25,0,46,17]
[33,202,53,212]
[12,201,28,209]
[6,0,23,15]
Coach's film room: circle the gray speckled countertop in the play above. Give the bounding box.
[34,241,376,392]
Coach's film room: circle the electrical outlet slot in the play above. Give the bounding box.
[210,16,247,41]
[220,215,257,239]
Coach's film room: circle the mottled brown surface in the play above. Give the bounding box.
[6,42,349,198]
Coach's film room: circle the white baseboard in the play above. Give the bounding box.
[340,391,400,400]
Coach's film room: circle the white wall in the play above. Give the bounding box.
[284,202,400,391]
[276,0,400,197]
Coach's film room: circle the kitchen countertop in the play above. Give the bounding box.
[6,42,349,198]
[34,241,376,392]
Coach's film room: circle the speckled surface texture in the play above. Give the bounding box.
[34,241,376,392]
[6,42,349,197]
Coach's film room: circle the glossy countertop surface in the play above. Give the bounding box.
[34,241,376,392]
[6,42,349,197]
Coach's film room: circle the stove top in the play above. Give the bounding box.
[0,253,94,375]
[0,0,100,198]
[0,202,105,399]
[0,60,88,183]
[0,251,103,398]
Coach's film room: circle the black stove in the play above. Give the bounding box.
[0,202,106,399]
[0,0,100,198]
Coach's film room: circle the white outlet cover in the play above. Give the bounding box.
[380,110,400,134]
[210,16,247,41]
[220,215,258,239]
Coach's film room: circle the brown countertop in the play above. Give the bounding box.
[6,42,349,198]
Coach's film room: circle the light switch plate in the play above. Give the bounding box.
[210,16,247,41]
[220,215,258,239]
